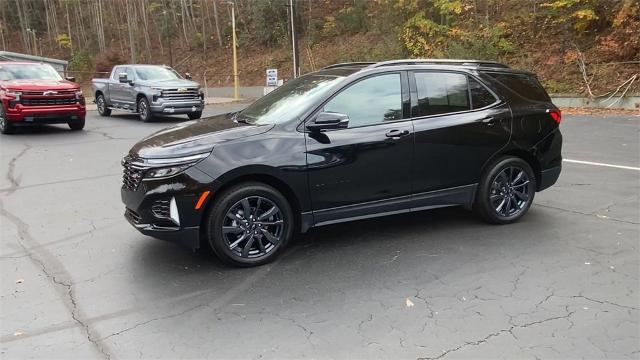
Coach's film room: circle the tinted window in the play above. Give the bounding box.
[469,77,497,109]
[414,72,469,117]
[488,73,550,102]
[324,73,402,128]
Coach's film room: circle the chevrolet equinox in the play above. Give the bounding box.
[121,59,563,267]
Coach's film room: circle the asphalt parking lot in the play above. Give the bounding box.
[1,108,638,359]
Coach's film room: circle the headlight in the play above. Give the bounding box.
[142,152,210,180]
[74,89,83,98]
[6,91,21,100]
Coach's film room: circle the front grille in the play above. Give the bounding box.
[22,90,76,96]
[122,155,147,191]
[22,98,77,106]
[151,199,171,219]
[161,88,200,101]
[125,208,141,224]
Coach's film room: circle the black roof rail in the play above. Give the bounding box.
[368,59,509,69]
[321,62,376,70]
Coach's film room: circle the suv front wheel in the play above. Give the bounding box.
[475,156,536,224]
[206,182,294,267]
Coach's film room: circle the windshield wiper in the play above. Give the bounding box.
[232,111,252,124]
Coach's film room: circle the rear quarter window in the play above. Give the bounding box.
[487,72,551,102]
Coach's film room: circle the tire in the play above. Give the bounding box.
[0,103,16,134]
[68,117,85,131]
[137,97,153,122]
[96,94,111,116]
[206,182,294,267]
[187,111,202,120]
[475,156,536,224]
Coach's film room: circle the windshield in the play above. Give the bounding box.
[238,74,344,125]
[0,63,62,81]
[134,66,182,81]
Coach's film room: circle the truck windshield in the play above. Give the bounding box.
[237,74,344,125]
[135,66,182,81]
[0,63,62,81]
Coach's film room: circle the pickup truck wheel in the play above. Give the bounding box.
[68,117,85,131]
[187,111,202,120]
[137,97,153,122]
[0,104,16,135]
[96,94,111,116]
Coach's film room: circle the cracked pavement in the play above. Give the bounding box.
[1,109,638,359]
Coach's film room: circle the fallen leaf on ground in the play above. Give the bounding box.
[405,298,414,307]
[15,279,24,284]
[14,331,23,337]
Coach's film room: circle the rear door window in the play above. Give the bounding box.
[487,73,550,102]
[469,77,498,109]
[413,72,470,117]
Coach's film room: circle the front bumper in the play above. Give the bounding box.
[149,98,204,115]
[6,103,86,123]
[121,166,215,250]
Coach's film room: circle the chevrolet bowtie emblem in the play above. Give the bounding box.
[43,91,58,96]
[177,88,187,92]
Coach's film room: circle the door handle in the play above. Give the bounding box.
[385,129,410,138]
[481,116,497,126]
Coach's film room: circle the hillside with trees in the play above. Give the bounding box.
[1,0,638,96]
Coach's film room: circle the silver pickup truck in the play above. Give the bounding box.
[92,64,204,122]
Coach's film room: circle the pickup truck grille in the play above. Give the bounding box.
[122,155,147,191]
[22,98,77,106]
[21,90,77,107]
[161,88,200,101]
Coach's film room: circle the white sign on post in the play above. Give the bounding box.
[266,69,278,86]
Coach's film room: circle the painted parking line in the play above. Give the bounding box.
[564,159,640,171]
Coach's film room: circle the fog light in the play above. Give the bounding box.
[169,197,180,226]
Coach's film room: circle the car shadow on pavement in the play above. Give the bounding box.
[128,205,554,304]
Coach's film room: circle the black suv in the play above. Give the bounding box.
[121,59,562,267]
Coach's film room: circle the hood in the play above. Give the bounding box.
[129,113,273,159]
[135,79,200,89]
[0,79,79,91]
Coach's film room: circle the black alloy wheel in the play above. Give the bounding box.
[475,156,536,224]
[0,103,15,134]
[207,183,293,267]
[138,97,152,122]
[96,94,111,116]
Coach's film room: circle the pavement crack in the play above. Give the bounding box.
[5,145,31,195]
[569,295,639,311]
[0,201,111,359]
[271,312,315,347]
[99,303,210,341]
[420,309,576,359]
[533,203,639,225]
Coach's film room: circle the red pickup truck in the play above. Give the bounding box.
[0,61,86,134]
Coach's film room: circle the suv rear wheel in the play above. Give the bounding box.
[137,97,153,122]
[475,156,536,224]
[206,182,294,267]
[0,104,16,134]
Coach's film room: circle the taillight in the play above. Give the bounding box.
[548,109,561,124]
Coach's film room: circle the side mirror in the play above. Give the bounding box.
[185,72,192,80]
[65,76,76,82]
[118,73,128,83]
[306,112,349,131]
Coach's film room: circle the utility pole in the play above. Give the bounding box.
[288,0,299,78]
